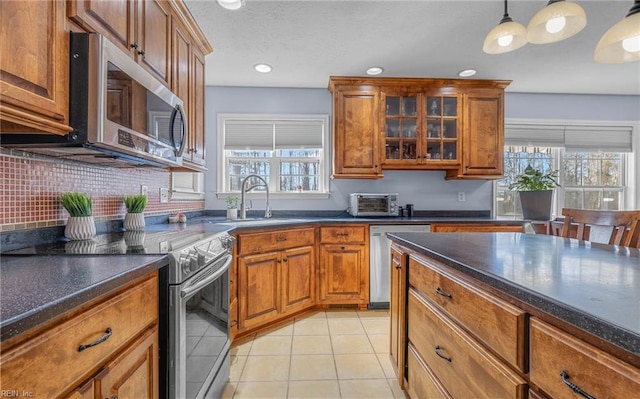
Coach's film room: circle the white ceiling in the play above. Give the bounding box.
[184,0,640,95]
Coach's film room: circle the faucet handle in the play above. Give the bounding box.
[265,207,272,219]
[246,200,253,211]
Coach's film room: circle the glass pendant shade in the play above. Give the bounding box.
[594,2,640,63]
[527,1,587,44]
[483,1,527,54]
[217,0,244,10]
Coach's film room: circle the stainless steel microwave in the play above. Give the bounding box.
[1,32,186,168]
[348,193,400,217]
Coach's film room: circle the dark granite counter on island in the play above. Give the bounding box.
[0,255,168,342]
[388,232,640,359]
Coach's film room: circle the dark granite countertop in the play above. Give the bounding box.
[388,232,640,357]
[0,255,168,343]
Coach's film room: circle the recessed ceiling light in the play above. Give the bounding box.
[458,69,477,77]
[254,63,272,73]
[217,0,244,10]
[366,67,384,76]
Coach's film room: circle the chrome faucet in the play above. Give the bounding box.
[239,175,272,219]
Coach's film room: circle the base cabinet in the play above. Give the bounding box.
[389,245,407,387]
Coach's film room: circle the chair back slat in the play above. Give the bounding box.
[560,208,640,248]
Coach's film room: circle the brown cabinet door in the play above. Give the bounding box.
[380,89,421,167]
[68,0,134,54]
[137,0,171,84]
[332,87,382,178]
[390,245,406,387]
[187,45,207,167]
[281,246,315,314]
[96,326,159,399]
[318,244,368,305]
[238,252,280,330]
[0,0,71,134]
[458,89,504,177]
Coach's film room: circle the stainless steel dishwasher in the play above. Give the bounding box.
[369,224,431,308]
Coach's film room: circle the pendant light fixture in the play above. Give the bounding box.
[594,1,640,63]
[527,0,587,44]
[483,0,527,54]
[217,0,244,10]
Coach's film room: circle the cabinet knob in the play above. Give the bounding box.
[130,43,139,49]
[138,50,145,56]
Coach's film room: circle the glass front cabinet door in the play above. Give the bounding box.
[382,92,419,165]
[424,92,460,167]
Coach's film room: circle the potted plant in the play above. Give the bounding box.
[123,194,148,230]
[225,195,240,219]
[60,192,96,240]
[509,165,559,221]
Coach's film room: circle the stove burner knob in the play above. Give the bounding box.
[182,260,192,276]
[189,255,199,272]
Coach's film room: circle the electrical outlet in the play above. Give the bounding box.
[160,188,169,203]
[140,185,148,196]
[457,192,466,202]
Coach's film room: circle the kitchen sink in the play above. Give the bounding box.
[215,218,309,226]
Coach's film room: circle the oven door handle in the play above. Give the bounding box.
[180,255,232,299]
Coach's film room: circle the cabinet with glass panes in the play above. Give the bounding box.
[382,88,460,169]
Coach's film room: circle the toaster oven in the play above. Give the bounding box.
[348,193,399,217]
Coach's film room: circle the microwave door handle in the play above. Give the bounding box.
[171,104,188,157]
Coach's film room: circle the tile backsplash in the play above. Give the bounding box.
[0,153,204,231]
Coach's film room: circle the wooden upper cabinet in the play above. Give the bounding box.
[188,46,207,167]
[0,0,72,135]
[329,79,382,179]
[446,88,506,179]
[68,0,171,85]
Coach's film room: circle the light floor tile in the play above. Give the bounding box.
[327,318,365,335]
[249,335,293,355]
[289,354,337,380]
[293,318,330,336]
[292,335,333,355]
[326,309,359,319]
[358,309,390,319]
[377,353,397,379]
[240,355,290,382]
[295,311,327,320]
[230,355,247,382]
[231,334,256,356]
[361,318,390,335]
[234,381,288,399]
[331,334,374,354]
[387,378,406,399]
[339,379,395,399]
[287,380,341,399]
[335,353,386,379]
[368,334,390,354]
[256,321,294,337]
[221,382,237,399]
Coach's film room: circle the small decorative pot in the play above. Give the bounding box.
[124,212,146,231]
[65,216,97,241]
[227,208,238,220]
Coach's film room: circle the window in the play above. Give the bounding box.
[217,114,329,197]
[495,121,635,218]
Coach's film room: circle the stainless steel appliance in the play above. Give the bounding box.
[348,193,400,217]
[369,224,430,308]
[1,32,187,168]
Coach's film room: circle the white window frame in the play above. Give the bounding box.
[216,113,331,200]
[494,118,637,218]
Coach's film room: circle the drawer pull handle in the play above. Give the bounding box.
[560,370,596,399]
[276,236,287,242]
[435,287,452,299]
[78,327,112,352]
[434,345,451,362]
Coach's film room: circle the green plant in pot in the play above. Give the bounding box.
[509,165,559,221]
[225,195,240,220]
[123,194,148,231]
[60,192,96,240]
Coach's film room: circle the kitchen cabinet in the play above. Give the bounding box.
[390,244,408,388]
[328,80,382,178]
[0,273,158,398]
[430,223,524,233]
[328,77,510,179]
[0,0,72,135]
[446,88,505,179]
[68,0,171,85]
[236,227,316,332]
[318,225,369,307]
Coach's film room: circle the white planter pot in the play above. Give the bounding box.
[124,212,146,230]
[226,208,238,220]
[65,216,97,241]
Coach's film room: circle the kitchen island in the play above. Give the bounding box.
[388,232,639,399]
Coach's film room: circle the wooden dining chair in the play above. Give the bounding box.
[560,208,640,248]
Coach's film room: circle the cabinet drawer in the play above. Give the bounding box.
[431,223,523,233]
[237,227,315,255]
[408,290,526,399]
[320,225,367,244]
[530,318,640,399]
[407,343,452,399]
[409,256,526,371]
[0,274,158,398]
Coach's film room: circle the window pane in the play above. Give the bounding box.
[583,190,603,210]
[280,160,320,191]
[228,150,272,158]
[228,160,270,191]
[564,190,583,209]
[279,149,321,157]
[602,191,621,210]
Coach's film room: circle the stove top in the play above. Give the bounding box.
[2,223,231,256]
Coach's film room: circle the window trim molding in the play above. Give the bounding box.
[216,113,331,197]
[495,118,638,216]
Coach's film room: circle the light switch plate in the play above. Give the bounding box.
[457,192,466,202]
[160,188,169,203]
[140,185,148,196]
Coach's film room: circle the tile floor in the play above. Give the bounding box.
[222,309,405,399]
